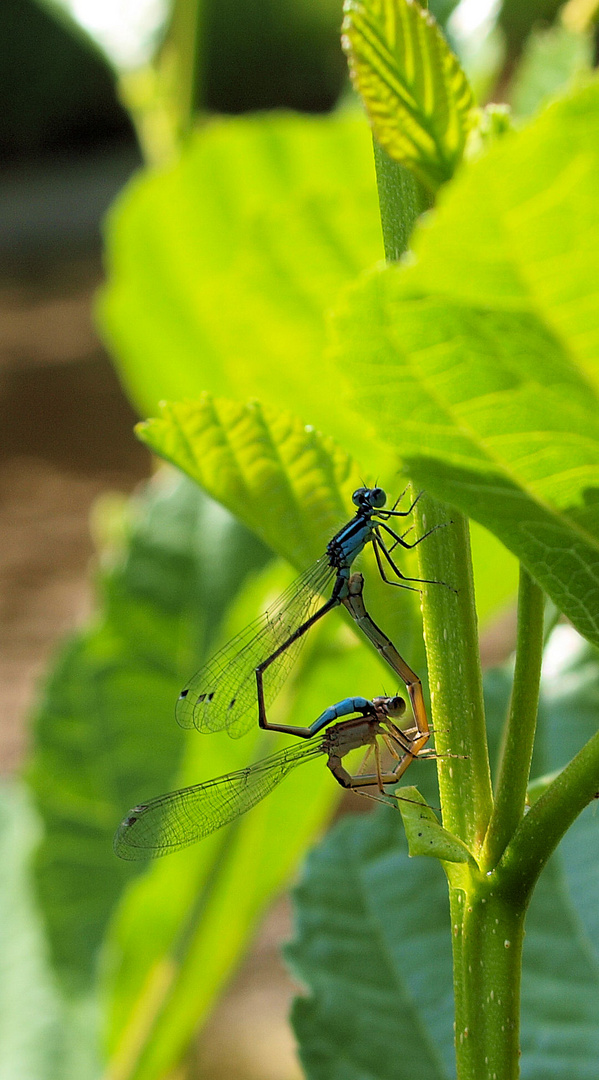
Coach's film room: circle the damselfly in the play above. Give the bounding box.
[177,487,443,739]
[114,694,433,860]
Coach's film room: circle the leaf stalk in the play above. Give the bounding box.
[481,567,544,870]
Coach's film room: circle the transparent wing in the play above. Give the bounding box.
[114,737,327,860]
[176,555,336,738]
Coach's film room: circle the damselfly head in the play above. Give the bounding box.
[352,486,387,509]
[372,694,406,718]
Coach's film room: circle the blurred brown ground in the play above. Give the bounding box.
[0,254,150,769]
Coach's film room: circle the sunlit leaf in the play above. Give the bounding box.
[330,81,599,645]
[136,394,360,567]
[342,0,475,191]
[98,111,382,419]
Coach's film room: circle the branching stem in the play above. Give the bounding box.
[481,567,544,870]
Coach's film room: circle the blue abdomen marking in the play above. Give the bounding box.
[311,696,372,735]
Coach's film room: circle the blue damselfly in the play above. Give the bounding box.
[177,487,443,739]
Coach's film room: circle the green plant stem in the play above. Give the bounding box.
[118,0,203,166]
[454,666,599,1080]
[168,0,204,129]
[370,144,491,844]
[414,504,510,1080]
[481,567,544,870]
[497,724,599,898]
[372,142,433,261]
[451,880,524,1080]
[414,501,492,851]
[371,140,505,1080]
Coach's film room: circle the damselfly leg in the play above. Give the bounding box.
[256,572,430,763]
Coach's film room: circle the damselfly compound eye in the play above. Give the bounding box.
[387,696,406,718]
[370,487,386,508]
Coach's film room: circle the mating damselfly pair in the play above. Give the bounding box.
[115,487,447,860]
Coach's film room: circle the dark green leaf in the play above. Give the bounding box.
[288,807,455,1080]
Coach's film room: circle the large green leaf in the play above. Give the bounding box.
[99,106,518,627]
[342,0,475,191]
[98,111,383,418]
[289,808,455,1080]
[330,81,599,645]
[290,628,599,1079]
[27,473,270,993]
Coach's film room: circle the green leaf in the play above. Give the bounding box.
[98,111,382,418]
[330,81,599,646]
[342,0,475,191]
[520,853,599,1075]
[288,807,455,1080]
[397,785,473,863]
[27,472,269,993]
[136,394,361,567]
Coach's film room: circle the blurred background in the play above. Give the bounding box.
[1,0,597,1077]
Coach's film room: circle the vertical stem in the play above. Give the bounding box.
[370,140,500,1079]
[169,0,204,128]
[372,142,433,261]
[456,886,525,1080]
[481,567,544,870]
[413,501,492,852]
[117,0,204,166]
